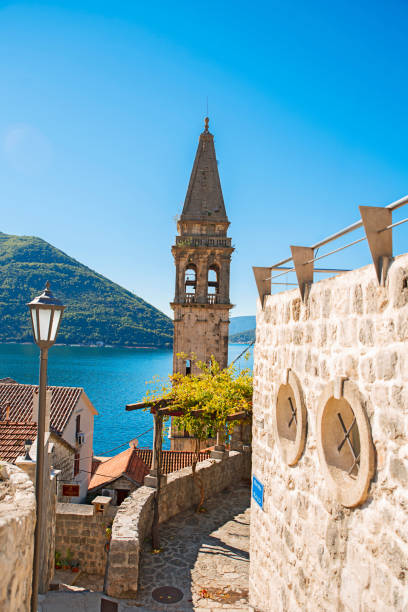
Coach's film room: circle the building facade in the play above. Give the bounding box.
[250,254,408,611]
[170,118,234,450]
[0,381,97,501]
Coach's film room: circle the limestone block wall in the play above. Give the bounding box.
[0,462,36,612]
[249,253,408,612]
[55,503,109,574]
[16,434,59,593]
[106,449,251,597]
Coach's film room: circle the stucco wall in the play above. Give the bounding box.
[62,394,95,501]
[250,254,408,612]
[0,462,36,612]
[106,449,251,597]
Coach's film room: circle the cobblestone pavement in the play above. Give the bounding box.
[39,483,250,612]
[136,483,250,611]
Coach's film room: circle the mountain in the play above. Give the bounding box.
[229,329,255,343]
[0,232,173,347]
[229,316,256,336]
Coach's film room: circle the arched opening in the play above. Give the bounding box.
[184,264,197,303]
[207,265,219,303]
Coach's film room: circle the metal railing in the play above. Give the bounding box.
[253,195,408,305]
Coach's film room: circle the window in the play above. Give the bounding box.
[186,359,191,375]
[317,378,375,507]
[274,369,307,466]
[207,265,219,301]
[76,414,81,434]
[74,452,80,476]
[184,265,197,302]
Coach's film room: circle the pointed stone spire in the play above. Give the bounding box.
[181,118,228,222]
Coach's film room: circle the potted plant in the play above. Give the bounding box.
[55,550,62,570]
[63,548,72,570]
[104,526,112,552]
[71,560,80,573]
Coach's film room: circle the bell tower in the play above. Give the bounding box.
[170,118,234,450]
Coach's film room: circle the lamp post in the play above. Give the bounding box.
[28,282,64,612]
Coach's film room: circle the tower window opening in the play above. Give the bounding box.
[207,265,219,296]
[184,265,197,294]
[185,359,191,375]
[184,265,197,303]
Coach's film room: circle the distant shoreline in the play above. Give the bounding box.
[0,341,250,349]
[0,341,169,350]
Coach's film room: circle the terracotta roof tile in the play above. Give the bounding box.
[0,421,37,463]
[0,383,83,435]
[134,448,211,474]
[88,448,211,492]
[88,448,150,491]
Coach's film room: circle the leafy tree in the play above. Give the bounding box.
[144,354,253,511]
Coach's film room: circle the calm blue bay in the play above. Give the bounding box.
[0,343,253,454]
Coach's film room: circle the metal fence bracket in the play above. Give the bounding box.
[252,266,271,308]
[359,206,393,286]
[290,246,314,301]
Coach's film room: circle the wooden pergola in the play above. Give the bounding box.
[125,398,250,486]
[126,397,250,549]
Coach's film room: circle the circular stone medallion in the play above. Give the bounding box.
[152,586,184,604]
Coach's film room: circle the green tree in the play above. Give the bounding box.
[144,354,252,511]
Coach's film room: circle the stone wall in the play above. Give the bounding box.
[16,434,58,594]
[106,449,251,597]
[250,253,408,612]
[0,462,36,612]
[55,502,111,574]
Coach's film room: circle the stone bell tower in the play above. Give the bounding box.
[170,118,234,450]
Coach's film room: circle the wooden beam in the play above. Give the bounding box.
[226,411,248,422]
[126,398,171,411]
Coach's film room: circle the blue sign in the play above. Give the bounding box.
[252,475,264,509]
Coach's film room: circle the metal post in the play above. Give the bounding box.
[31,347,48,612]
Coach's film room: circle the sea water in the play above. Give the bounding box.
[0,343,253,454]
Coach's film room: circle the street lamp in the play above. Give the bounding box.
[27,282,65,612]
[24,439,33,461]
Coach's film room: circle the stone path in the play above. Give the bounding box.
[137,483,250,610]
[39,483,250,612]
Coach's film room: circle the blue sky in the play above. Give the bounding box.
[1,0,407,317]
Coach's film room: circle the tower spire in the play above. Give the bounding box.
[180,119,228,223]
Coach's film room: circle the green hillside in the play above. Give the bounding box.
[0,232,173,347]
[229,328,255,343]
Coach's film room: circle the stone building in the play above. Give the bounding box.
[250,253,408,612]
[88,445,211,504]
[0,418,75,501]
[0,381,97,501]
[170,118,234,450]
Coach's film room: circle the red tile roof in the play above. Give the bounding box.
[0,383,83,435]
[134,448,211,474]
[88,447,150,491]
[0,421,37,463]
[88,448,212,491]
